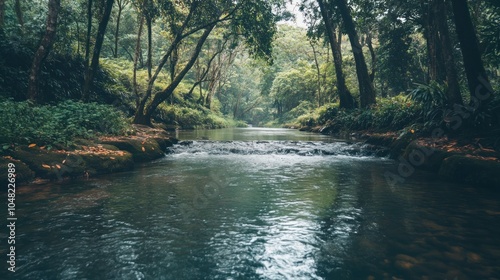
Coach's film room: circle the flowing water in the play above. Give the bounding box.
[4,128,500,279]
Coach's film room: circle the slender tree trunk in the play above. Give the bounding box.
[0,0,5,31]
[335,0,376,108]
[133,16,144,108]
[82,0,114,101]
[14,0,24,29]
[317,0,354,109]
[136,3,197,115]
[114,2,123,58]
[451,0,493,107]
[134,25,215,125]
[146,17,152,80]
[85,0,93,71]
[170,46,178,82]
[310,41,322,107]
[425,0,446,82]
[436,0,463,105]
[366,32,376,83]
[28,0,60,102]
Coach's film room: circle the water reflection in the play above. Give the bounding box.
[7,129,500,279]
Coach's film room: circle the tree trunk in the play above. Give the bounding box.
[82,0,114,101]
[85,0,93,71]
[317,0,354,109]
[451,0,493,107]
[366,32,376,82]
[425,0,446,82]
[28,0,60,102]
[114,1,124,58]
[146,17,152,80]
[335,0,376,108]
[0,0,5,30]
[133,16,144,108]
[436,0,463,105]
[136,2,198,116]
[14,0,24,29]
[134,25,215,125]
[310,41,322,107]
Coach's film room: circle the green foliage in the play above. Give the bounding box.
[294,96,422,131]
[0,100,130,147]
[407,82,448,128]
[377,18,420,95]
[407,82,447,112]
[479,1,500,68]
[155,104,232,129]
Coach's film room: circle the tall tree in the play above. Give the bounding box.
[133,0,277,125]
[0,0,5,31]
[113,0,129,58]
[334,0,376,107]
[136,0,159,80]
[317,0,354,109]
[133,15,144,108]
[451,0,494,107]
[28,0,61,101]
[424,0,445,82]
[84,0,94,77]
[14,0,24,29]
[435,0,463,105]
[134,25,216,125]
[82,0,115,101]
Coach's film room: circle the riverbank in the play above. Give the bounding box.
[1,125,178,185]
[299,125,500,188]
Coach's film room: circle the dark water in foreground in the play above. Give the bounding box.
[3,128,500,279]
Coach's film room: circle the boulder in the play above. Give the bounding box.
[0,156,35,184]
[100,137,165,162]
[402,142,455,172]
[7,145,134,181]
[439,155,500,187]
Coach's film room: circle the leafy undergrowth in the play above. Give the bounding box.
[292,95,422,132]
[0,100,131,149]
[155,103,247,129]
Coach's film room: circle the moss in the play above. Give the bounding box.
[78,152,134,176]
[100,137,165,162]
[439,155,500,187]
[7,145,134,182]
[0,156,35,184]
[388,133,417,159]
[9,148,74,179]
[403,142,455,172]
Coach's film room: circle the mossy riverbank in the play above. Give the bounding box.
[296,124,500,188]
[1,125,178,185]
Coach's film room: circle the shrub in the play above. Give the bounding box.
[0,100,130,147]
[292,95,422,132]
[155,104,231,129]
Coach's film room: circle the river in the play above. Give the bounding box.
[4,128,500,279]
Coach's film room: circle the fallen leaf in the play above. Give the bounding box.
[142,147,146,152]
[29,144,37,148]
[110,157,116,160]
[40,146,46,150]
[42,164,51,169]
[56,164,61,169]
[62,159,67,164]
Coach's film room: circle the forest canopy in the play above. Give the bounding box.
[0,0,499,145]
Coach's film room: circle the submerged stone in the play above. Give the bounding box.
[439,155,500,187]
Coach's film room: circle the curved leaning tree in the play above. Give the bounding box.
[132,0,280,126]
